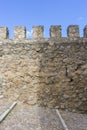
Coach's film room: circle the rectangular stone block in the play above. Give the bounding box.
[14,26,26,39]
[50,25,61,38]
[67,25,79,38]
[0,27,9,39]
[84,25,87,38]
[32,26,44,38]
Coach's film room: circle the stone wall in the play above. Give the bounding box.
[0,25,87,113]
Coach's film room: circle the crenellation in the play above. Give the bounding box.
[0,25,87,113]
[0,25,87,40]
[67,25,80,38]
[0,27,9,39]
[32,26,44,38]
[14,26,26,39]
[84,25,87,37]
[50,25,61,38]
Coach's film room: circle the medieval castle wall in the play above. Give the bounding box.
[0,25,87,113]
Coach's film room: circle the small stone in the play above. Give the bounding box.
[82,98,87,101]
[0,95,4,99]
[63,94,69,99]
[22,85,27,89]
[55,106,59,109]
[2,83,6,86]
[72,109,76,112]
[60,104,65,109]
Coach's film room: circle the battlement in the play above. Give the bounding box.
[0,25,87,40]
[0,25,87,113]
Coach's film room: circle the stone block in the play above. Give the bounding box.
[84,25,87,37]
[50,25,61,38]
[0,27,9,39]
[32,26,44,38]
[67,25,79,38]
[14,26,26,39]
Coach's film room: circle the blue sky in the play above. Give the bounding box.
[0,0,87,38]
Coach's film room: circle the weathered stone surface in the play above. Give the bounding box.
[14,26,26,39]
[32,26,44,38]
[0,25,87,113]
[50,25,61,38]
[84,25,87,37]
[0,41,87,113]
[67,25,79,38]
[0,27,9,39]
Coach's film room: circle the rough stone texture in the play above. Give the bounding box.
[0,25,87,113]
[84,25,87,38]
[36,42,87,113]
[14,26,26,39]
[32,26,44,39]
[50,26,61,38]
[67,25,79,38]
[0,27,9,39]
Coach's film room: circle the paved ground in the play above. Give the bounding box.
[60,110,87,130]
[0,99,87,130]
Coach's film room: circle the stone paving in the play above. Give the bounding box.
[0,102,63,130]
[60,110,87,130]
[0,99,87,130]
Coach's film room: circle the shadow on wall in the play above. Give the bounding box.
[37,41,87,113]
[0,25,87,114]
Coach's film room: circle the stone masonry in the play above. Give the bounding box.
[0,25,87,113]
